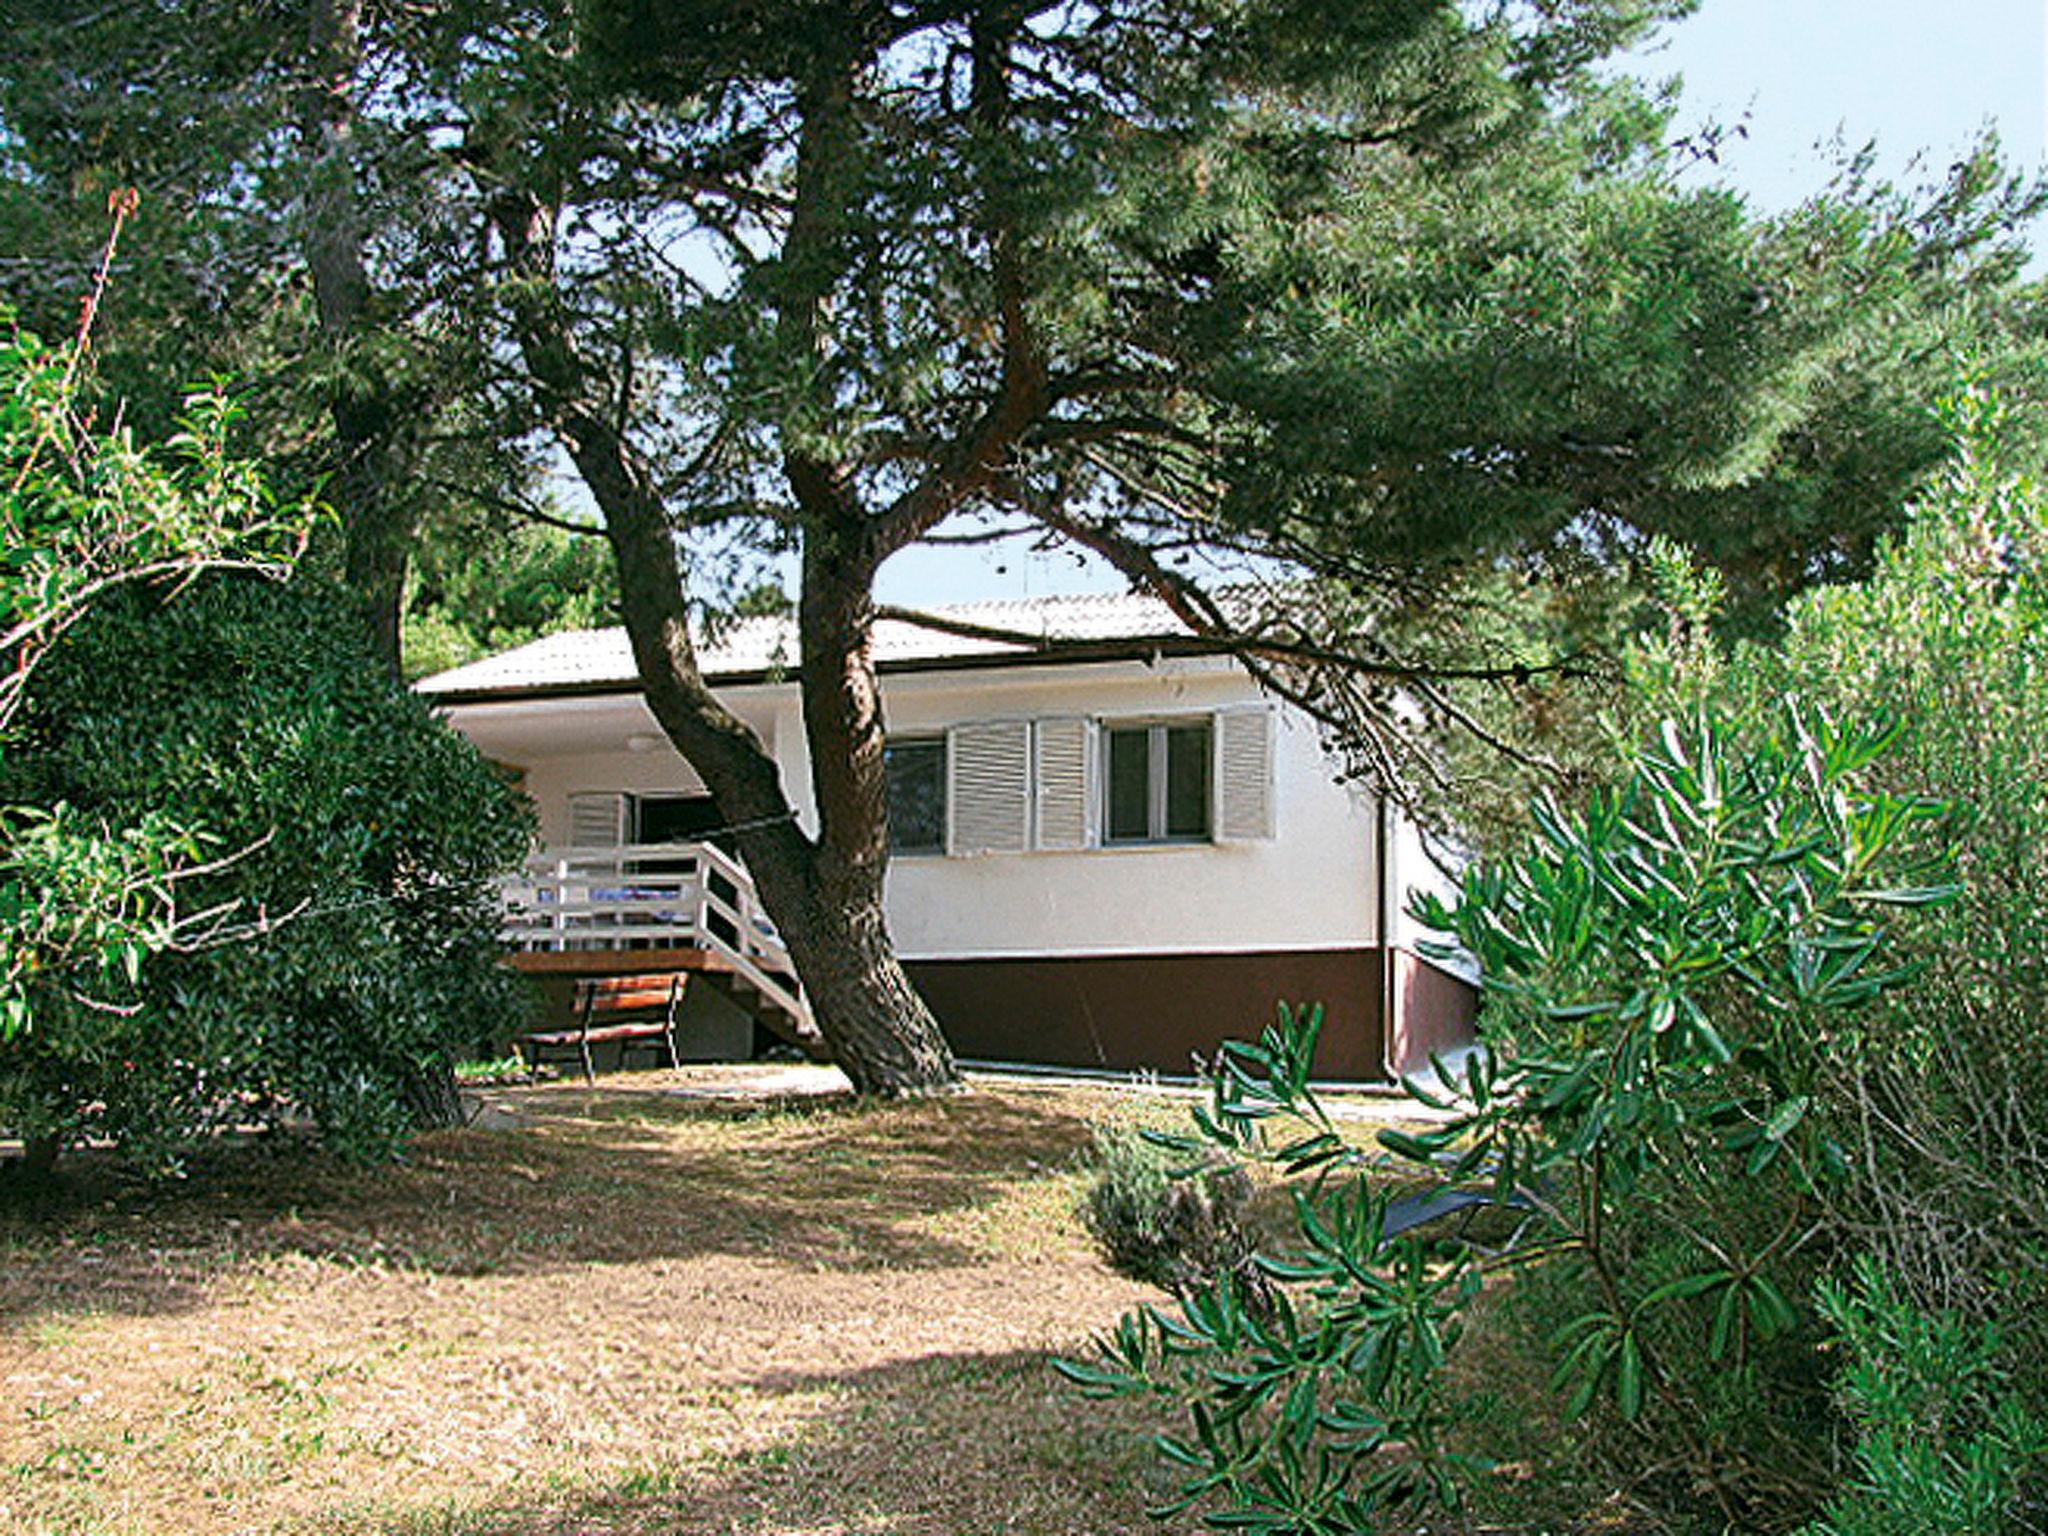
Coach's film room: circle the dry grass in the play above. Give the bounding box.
[0,1075,1217,1536]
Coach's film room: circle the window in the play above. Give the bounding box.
[631,793,730,873]
[635,793,729,848]
[1103,720,1212,844]
[885,738,948,854]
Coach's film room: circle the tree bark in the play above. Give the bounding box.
[596,428,961,1097]
[759,867,961,1096]
[400,1058,465,1130]
[781,534,961,1095]
[301,0,414,676]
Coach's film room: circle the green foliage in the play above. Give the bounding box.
[0,320,305,730]
[1067,396,2048,1531]
[1581,396,2048,1514]
[0,804,202,1038]
[1735,392,2048,1515]
[0,574,534,1170]
[11,3,2044,717]
[0,317,309,1045]
[1058,1012,1486,1528]
[453,1054,533,1085]
[1802,1257,2044,1536]
[1080,1119,1255,1298]
[1416,709,1952,1523]
[1064,712,1946,1532]
[402,514,616,682]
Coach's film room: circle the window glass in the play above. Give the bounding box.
[885,739,948,854]
[636,794,727,846]
[1105,727,1152,842]
[1104,720,1213,843]
[1165,723,1212,839]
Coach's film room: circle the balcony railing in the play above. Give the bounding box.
[503,840,808,1029]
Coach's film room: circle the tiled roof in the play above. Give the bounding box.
[415,590,1199,698]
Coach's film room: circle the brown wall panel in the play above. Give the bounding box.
[905,948,1387,1081]
[1386,952,1482,1079]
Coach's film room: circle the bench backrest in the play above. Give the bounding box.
[575,974,685,1015]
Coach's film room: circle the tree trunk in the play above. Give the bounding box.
[337,445,415,673]
[484,180,962,1098]
[727,815,961,1097]
[301,0,414,677]
[400,1058,465,1130]
[604,506,962,1097]
[587,416,961,1095]
[766,535,961,1095]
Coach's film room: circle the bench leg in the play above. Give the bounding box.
[575,990,597,1085]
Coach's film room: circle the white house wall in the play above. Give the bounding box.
[431,649,1499,1079]
[1388,814,1472,963]
[869,658,1380,960]
[444,655,1382,959]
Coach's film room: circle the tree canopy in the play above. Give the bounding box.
[4,0,2042,1091]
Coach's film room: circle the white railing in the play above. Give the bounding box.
[503,841,810,1030]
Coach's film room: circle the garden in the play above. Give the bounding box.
[3,1,2046,1531]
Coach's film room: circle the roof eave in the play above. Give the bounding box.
[418,635,1233,709]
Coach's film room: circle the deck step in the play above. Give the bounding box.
[692,967,829,1061]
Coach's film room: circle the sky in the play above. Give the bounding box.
[1638,0,2045,211]
[873,0,2048,610]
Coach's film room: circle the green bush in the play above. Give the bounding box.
[1062,392,2048,1533]
[1753,393,2048,1412]
[1063,711,1947,1533]
[0,319,308,1046]
[0,574,535,1171]
[1628,393,2048,1520]
[1081,1119,1256,1297]
[1803,1257,2044,1536]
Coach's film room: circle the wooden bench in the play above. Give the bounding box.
[519,973,686,1083]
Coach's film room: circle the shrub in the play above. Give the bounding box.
[1060,390,2048,1534]
[1629,393,2048,1519]
[1081,1118,1255,1297]
[0,315,307,1052]
[1755,393,2048,1411]
[0,573,534,1171]
[1062,710,1948,1533]
[1803,1257,2044,1536]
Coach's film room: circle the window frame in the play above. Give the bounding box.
[1100,717,1213,847]
[883,735,950,857]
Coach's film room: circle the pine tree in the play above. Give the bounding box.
[5,1,2040,1093]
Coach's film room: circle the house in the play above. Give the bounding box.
[415,591,1476,1081]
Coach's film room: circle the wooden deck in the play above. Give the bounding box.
[507,946,740,977]
[499,840,815,1055]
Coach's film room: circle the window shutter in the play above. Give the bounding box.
[947,720,1030,854]
[1033,717,1094,851]
[567,791,627,848]
[1214,707,1275,842]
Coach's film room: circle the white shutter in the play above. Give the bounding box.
[947,720,1030,854]
[567,791,628,848]
[1033,717,1094,851]
[1214,707,1276,842]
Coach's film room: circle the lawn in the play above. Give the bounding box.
[0,1073,1221,1536]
